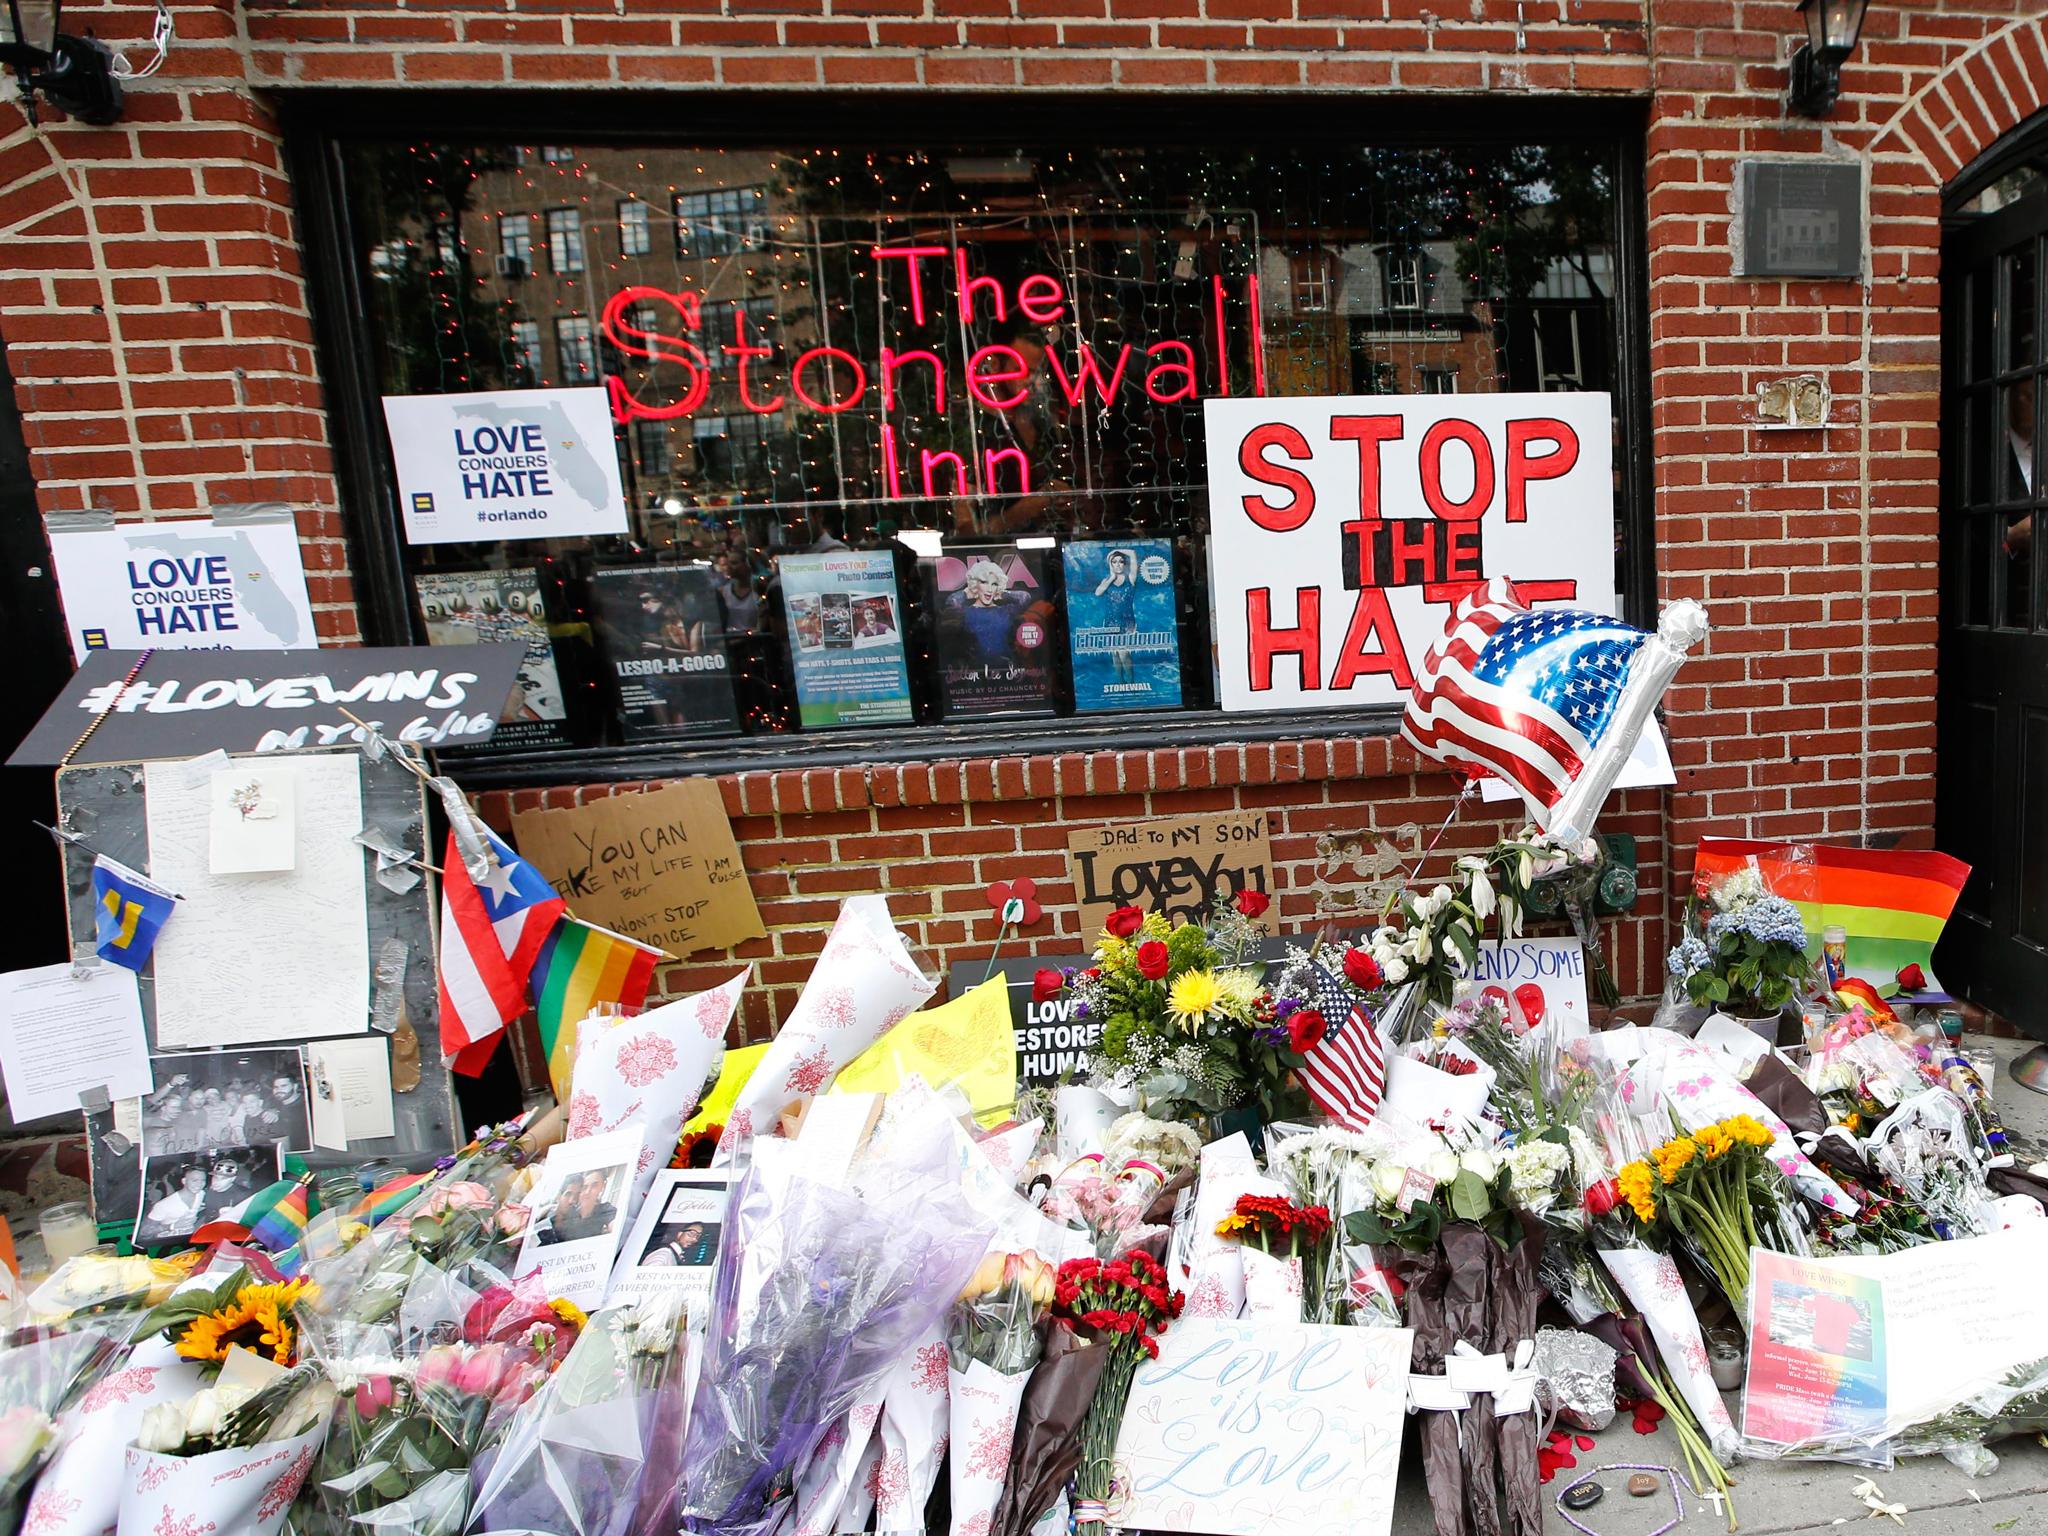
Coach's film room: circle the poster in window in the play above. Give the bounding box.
[414,568,571,749]
[589,565,740,742]
[1062,538,1182,713]
[923,544,1059,719]
[777,550,914,729]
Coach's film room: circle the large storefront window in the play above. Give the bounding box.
[333,130,1636,758]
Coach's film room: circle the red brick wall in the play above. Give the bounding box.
[6,0,2045,1027]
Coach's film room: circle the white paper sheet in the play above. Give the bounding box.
[146,753,371,1047]
[208,762,298,874]
[0,962,153,1121]
[307,1036,394,1148]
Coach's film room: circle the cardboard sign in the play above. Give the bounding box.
[382,386,629,546]
[1202,392,1616,713]
[45,510,318,663]
[1112,1320,1412,1536]
[511,781,764,958]
[8,645,530,767]
[1067,810,1273,936]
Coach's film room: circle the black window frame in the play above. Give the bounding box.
[285,91,1656,788]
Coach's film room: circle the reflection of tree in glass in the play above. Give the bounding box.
[350,142,521,394]
[1447,146,1614,305]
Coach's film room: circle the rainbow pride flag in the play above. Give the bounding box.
[1693,839,1970,997]
[532,916,662,1098]
[243,1173,312,1253]
[352,1169,437,1226]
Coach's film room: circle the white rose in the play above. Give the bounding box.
[1414,930,1434,962]
[1383,956,1409,984]
[136,1402,189,1455]
[1425,1149,1460,1185]
[181,1388,227,1442]
[1462,1148,1500,1183]
[1372,1163,1407,1203]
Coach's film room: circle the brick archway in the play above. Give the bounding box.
[1867,16,2048,196]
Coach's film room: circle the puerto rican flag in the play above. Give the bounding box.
[1295,962,1385,1131]
[437,826,564,1075]
[1401,577,1648,821]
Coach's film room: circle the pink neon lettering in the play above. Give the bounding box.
[955,248,1008,324]
[879,347,946,412]
[1015,274,1066,323]
[874,244,949,327]
[1046,342,1131,407]
[967,345,1030,409]
[791,346,867,414]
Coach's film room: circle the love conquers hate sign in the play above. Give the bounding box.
[1201,394,1616,714]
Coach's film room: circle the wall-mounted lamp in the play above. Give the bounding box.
[1,0,123,126]
[1788,0,1870,118]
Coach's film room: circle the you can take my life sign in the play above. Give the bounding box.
[1202,393,1616,713]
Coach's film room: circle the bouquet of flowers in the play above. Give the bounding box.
[1071,898,1277,1122]
[1215,1195,1333,1321]
[1341,1137,1526,1255]
[947,1250,1056,1536]
[0,1323,124,1531]
[1666,867,1815,1024]
[1614,1114,1787,1314]
[470,1293,691,1536]
[1049,1250,1182,1536]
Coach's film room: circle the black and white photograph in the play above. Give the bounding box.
[132,1145,283,1246]
[534,1161,629,1247]
[142,1048,313,1155]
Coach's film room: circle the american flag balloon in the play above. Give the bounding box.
[1402,577,1696,836]
[1293,961,1385,1131]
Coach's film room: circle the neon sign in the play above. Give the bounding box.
[599,243,1264,499]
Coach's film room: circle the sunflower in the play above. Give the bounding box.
[1652,1137,1698,1184]
[1695,1124,1734,1159]
[1616,1161,1658,1222]
[175,1279,314,1366]
[1166,969,1226,1029]
[177,1302,257,1364]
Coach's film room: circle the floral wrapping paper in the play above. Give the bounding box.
[21,1345,206,1536]
[1238,1248,1303,1320]
[115,1425,324,1536]
[720,897,933,1160]
[874,1330,950,1534]
[790,1388,888,1536]
[946,1359,1029,1536]
[1598,1247,1741,1460]
[568,968,747,1219]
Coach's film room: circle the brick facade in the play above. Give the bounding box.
[5,0,2045,1034]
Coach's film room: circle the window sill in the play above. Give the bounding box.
[449,705,1410,789]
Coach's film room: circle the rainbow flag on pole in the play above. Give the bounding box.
[532,916,663,1098]
[1693,839,1970,996]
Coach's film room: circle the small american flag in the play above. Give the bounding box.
[1294,961,1385,1131]
[1402,577,1649,821]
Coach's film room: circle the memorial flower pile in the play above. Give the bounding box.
[1616,1115,1779,1311]
[1050,1249,1183,1536]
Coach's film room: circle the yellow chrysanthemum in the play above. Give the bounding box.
[1652,1137,1698,1184]
[549,1298,588,1329]
[1167,969,1226,1028]
[1842,1111,1862,1133]
[1215,970,1262,1009]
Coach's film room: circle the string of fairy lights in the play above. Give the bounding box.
[356,140,1617,743]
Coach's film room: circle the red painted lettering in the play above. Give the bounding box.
[1144,341,1198,404]
[1239,423,1316,532]
[1445,521,1483,581]
[967,345,1031,409]
[1046,342,1131,407]
[874,244,949,326]
[791,346,867,414]
[1386,519,1436,586]
[879,348,946,413]
[1503,417,1579,523]
[732,307,783,414]
[1246,586,1320,693]
[1329,416,1404,520]
[1016,273,1066,323]
[1329,588,1414,691]
[983,446,1030,496]
[1419,418,1494,522]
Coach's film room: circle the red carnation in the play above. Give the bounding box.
[1032,968,1065,1002]
[1234,888,1271,919]
[1286,1008,1327,1052]
[1104,906,1145,939]
[1896,962,1927,991]
[1135,940,1170,981]
[1342,948,1383,990]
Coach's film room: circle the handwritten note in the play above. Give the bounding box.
[146,752,370,1047]
[1112,1320,1411,1536]
[512,781,764,958]
[1067,810,1273,936]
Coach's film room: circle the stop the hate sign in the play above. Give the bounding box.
[1202,393,1616,714]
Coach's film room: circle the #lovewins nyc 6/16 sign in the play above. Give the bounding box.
[1202,393,1617,713]
[381,387,629,546]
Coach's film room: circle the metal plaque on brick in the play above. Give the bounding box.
[1737,160,1862,279]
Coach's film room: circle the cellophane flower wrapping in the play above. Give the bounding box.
[0,1322,125,1531]
[1178,1133,1276,1320]
[678,1151,993,1536]
[469,1293,691,1536]
[944,1250,1050,1536]
[716,895,934,1159]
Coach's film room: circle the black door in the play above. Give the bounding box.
[1936,121,2048,1022]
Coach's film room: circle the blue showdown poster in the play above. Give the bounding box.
[777,550,914,729]
[1061,538,1182,712]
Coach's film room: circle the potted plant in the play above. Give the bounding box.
[1666,870,1815,1041]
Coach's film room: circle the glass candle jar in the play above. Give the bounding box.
[39,1202,97,1267]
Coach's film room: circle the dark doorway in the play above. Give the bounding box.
[1936,114,2048,1023]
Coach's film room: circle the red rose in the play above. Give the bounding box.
[1584,1178,1619,1218]
[1135,940,1170,981]
[1032,968,1065,1002]
[1234,888,1271,919]
[1342,948,1383,990]
[1286,1008,1327,1052]
[1104,906,1145,939]
[1896,962,1927,991]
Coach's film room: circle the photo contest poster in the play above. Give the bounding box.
[413,567,572,749]
[922,543,1059,719]
[589,565,740,742]
[1062,538,1182,712]
[777,550,914,729]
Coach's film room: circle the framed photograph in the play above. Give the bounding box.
[776,551,914,729]
[608,1169,732,1310]
[85,1098,143,1234]
[143,1048,313,1155]
[133,1144,282,1246]
[1062,538,1182,712]
[514,1127,641,1308]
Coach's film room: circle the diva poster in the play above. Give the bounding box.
[1062,538,1182,712]
[923,543,1058,719]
